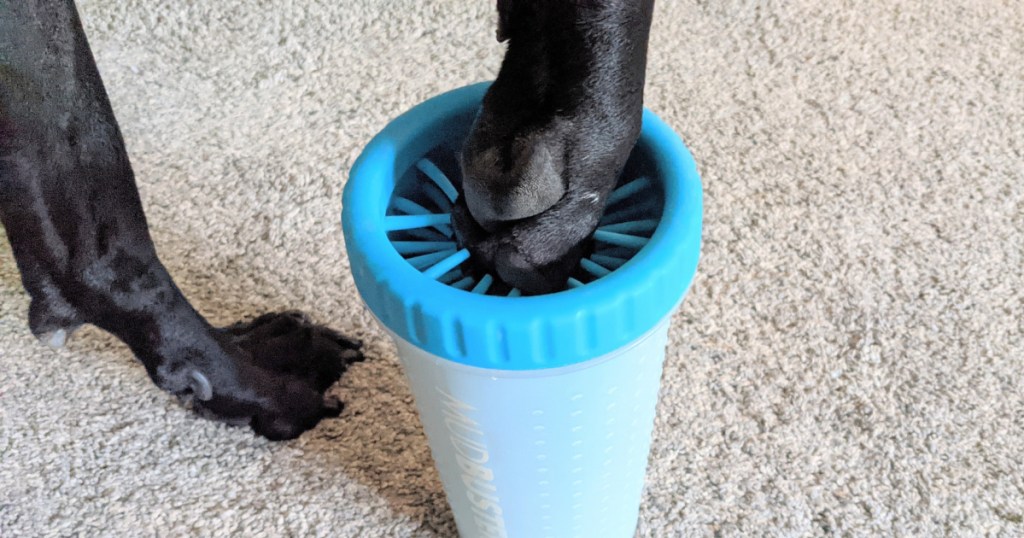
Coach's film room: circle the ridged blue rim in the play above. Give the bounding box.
[342,82,702,370]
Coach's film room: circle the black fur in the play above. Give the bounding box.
[456,0,654,294]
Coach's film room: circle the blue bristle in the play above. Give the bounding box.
[599,201,660,226]
[417,159,459,202]
[423,184,452,212]
[440,269,465,284]
[598,219,659,235]
[399,227,449,242]
[392,197,430,215]
[424,249,471,279]
[392,240,456,255]
[594,230,649,249]
[606,177,651,207]
[408,249,457,269]
[590,254,627,269]
[593,248,636,263]
[451,276,476,290]
[580,258,611,278]
[385,213,451,231]
[472,274,495,294]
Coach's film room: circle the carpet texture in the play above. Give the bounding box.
[2,0,1022,536]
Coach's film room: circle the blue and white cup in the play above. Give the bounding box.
[342,83,702,538]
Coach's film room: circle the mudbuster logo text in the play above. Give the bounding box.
[437,388,508,538]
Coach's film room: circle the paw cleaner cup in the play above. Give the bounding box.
[342,83,702,538]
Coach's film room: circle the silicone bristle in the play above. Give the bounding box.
[590,254,627,269]
[598,219,658,235]
[451,276,476,290]
[392,240,456,255]
[471,274,495,294]
[440,270,464,284]
[599,201,660,226]
[408,249,457,270]
[594,230,649,250]
[385,213,451,231]
[606,176,651,207]
[507,289,522,297]
[567,278,584,289]
[423,185,452,213]
[417,159,459,202]
[392,197,430,215]
[424,249,471,279]
[580,258,611,278]
[594,248,636,263]
[400,227,448,242]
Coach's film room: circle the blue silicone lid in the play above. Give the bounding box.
[342,82,702,370]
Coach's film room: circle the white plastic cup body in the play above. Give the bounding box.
[388,313,673,538]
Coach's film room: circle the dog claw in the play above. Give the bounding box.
[46,329,67,349]
[40,327,80,349]
[189,370,213,401]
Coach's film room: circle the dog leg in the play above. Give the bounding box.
[0,0,362,440]
[455,0,655,294]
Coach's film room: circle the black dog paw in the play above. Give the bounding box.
[223,311,364,392]
[492,240,588,295]
[460,116,570,231]
[453,195,593,295]
[179,311,364,440]
[449,1,652,294]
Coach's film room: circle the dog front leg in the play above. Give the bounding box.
[455,0,656,293]
[1,0,362,440]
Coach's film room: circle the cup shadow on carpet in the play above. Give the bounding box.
[311,337,460,537]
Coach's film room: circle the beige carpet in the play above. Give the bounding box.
[2,0,1022,535]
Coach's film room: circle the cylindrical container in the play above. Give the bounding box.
[342,83,702,538]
